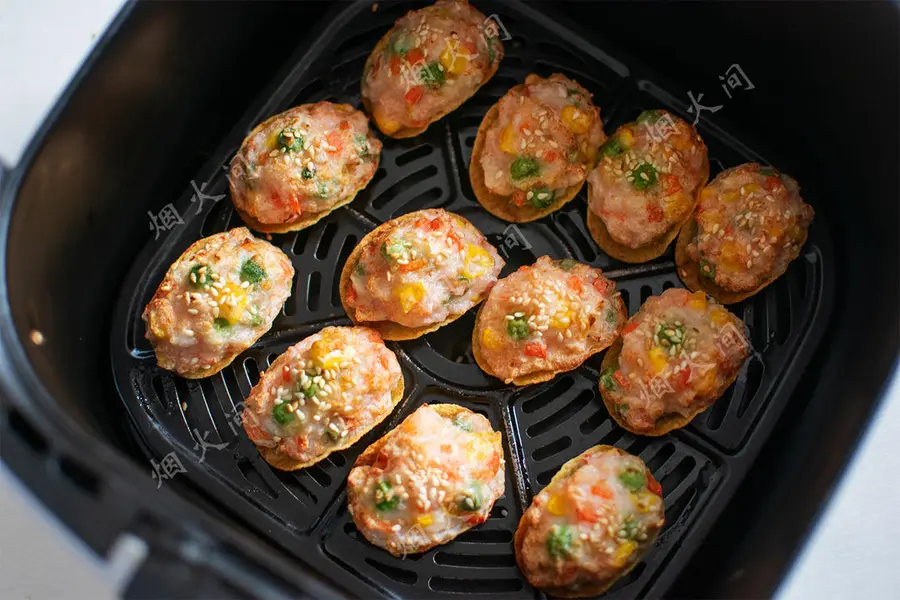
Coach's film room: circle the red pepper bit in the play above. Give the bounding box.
[390,56,402,76]
[764,176,782,191]
[623,321,639,335]
[405,47,425,65]
[592,277,610,295]
[405,86,424,105]
[511,190,527,206]
[647,203,664,223]
[647,472,663,497]
[613,370,631,390]
[282,365,292,382]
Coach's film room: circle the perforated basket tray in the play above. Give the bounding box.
[110,1,834,598]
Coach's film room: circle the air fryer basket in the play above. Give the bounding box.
[106,1,834,598]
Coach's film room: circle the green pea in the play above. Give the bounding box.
[557,258,579,271]
[272,403,294,425]
[619,467,646,491]
[546,525,575,558]
[458,482,483,512]
[213,317,230,331]
[240,258,266,284]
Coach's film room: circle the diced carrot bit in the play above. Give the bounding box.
[325,131,343,153]
[511,190,527,206]
[647,472,663,496]
[623,321,639,335]
[592,277,610,295]
[390,56,402,76]
[339,120,351,131]
[661,174,682,196]
[592,481,614,499]
[427,218,442,231]
[524,342,547,358]
[567,275,583,294]
[647,204,664,223]
[544,150,559,162]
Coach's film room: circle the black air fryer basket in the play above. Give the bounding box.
[1,1,897,599]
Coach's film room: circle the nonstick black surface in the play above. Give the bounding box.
[110,1,834,597]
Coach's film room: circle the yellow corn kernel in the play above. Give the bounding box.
[663,193,689,219]
[547,494,567,516]
[719,241,743,269]
[633,491,661,514]
[374,111,401,135]
[694,365,718,396]
[216,283,248,324]
[439,42,470,75]
[561,104,593,134]
[481,327,503,350]
[611,541,638,567]
[648,347,668,374]
[687,291,708,311]
[742,182,760,195]
[618,128,634,147]
[719,190,739,204]
[463,244,494,278]
[310,339,344,370]
[549,307,571,330]
[395,282,425,313]
[417,513,434,527]
[467,432,495,463]
[499,125,517,154]
[710,309,731,326]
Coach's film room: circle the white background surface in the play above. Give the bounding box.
[0,2,897,599]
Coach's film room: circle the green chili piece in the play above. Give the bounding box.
[599,137,625,159]
[506,316,530,340]
[699,258,716,279]
[632,163,658,190]
[277,128,304,152]
[528,187,555,209]
[600,366,618,391]
[374,480,400,511]
[510,157,540,180]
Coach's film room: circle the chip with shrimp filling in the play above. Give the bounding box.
[347,404,505,556]
[241,326,403,470]
[340,209,504,340]
[473,256,626,385]
[515,445,665,598]
[470,73,606,222]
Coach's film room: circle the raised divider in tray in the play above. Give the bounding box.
[110,1,833,598]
